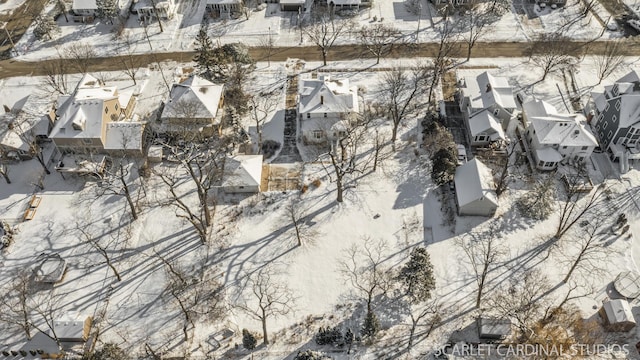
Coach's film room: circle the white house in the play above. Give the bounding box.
[221,155,263,193]
[297,75,359,144]
[459,71,516,146]
[522,99,597,171]
[159,75,224,138]
[72,0,98,16]
[454,158,498,216]
[134,0,176,21]
[206,0,241,17]
[49,74,139,155]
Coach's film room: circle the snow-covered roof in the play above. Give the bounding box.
[591,71,640,128]
[524,99,597,148]
[279,0,305,4]
[53,313,89,341]
[0,94,52,152]
[298,75,359,115]
[454,158,497,208]
[468,109,505,140]
[72,0,97,10]
[462,71,516,111]
[207,0,241,4]
[222,155,263,188]
[18,331,62,356]
[50,74,118,141]
[603,299,635,325]
[535,147,563,162]
[331,0,361,4]
[161,76,224,123]
[103,122,145,151]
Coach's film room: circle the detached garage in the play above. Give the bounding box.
[221,155,263,193]
[454,158,498,216]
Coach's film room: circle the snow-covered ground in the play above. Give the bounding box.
[2,0,620,62]
[3,57,640,359]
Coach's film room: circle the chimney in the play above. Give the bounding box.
[486,83,492,93]
[321,95,324,104]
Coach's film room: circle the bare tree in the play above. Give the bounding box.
[5,108,51,174]
[236,265,296,345]
[494,141,517,197]
[96,157,139,220]
[284,199,317,247]
[457,220,504,308]
[428,22,461,104]
[0,269,33,339]
[64,42,97,74]
[33,15,59,41]
[555,169,607,240]
[593,40,624,85]
[516,175,555,220]
[379,64,430,149]
[340,237,392,314]
[74,219,124,282]
[560,212,613,283]
[525,34,582,83]
[302,10,354,66]
[118,31,144,85]
[41,55,70,95]
[258,29,276,67]
[56,0,69,23]
[358,24,402,65]
[406,301,441,351]
[460,8,491,62]
[487,269,551,341]
[160,254,226,343]
[249,90,279,152]
[240,0,256,20]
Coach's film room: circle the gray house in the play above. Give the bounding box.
[590,70,640,169]
[454,158,498,216]
[458,71,515,147]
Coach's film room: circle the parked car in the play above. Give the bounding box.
[456,144,467,164]
[628,19,640,32]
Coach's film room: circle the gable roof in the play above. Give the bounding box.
[221,155,263,188]
[103,122,145,151]
[72,0,97,10]
[160,75,224,123]
[454,158,498,208]
[462,71,516,111]
[524,99,597,147]
[468,109,506,140]
[50,74,118,140]
[298,75,359,115]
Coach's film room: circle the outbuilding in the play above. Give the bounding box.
[454,158,498,216]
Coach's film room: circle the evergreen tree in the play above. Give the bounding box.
[344,328,354,354]
[294,350,332,360]
[242,328,258,351]
[431,147,457,185]
[96,0,119,24]
[33,15,58,41]
[194,27,216,80]
[361,310,380,339]
[398,247,436,303]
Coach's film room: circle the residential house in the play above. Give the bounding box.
[459,71,516,147]
[158,75,225,139]
[0,95,51,160]
[429,0,481,10]
[522,99,597,171]
[589,70,640,168]
[49,74,141,155]
[279,0,306,11]
[221,155,263,193]
[206,0,242,18]
[134,0,176,22]
[297,74,359,144]
[454,158,498,216]
[72,0,98,17]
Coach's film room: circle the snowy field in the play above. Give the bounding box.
[2,0,620,62]
[3,57,640,359]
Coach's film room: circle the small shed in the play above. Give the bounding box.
[221,155,263,193]
[53,315,92,342]
[477,318,511,340]
[599,299,636,332]
[454,158,498,216]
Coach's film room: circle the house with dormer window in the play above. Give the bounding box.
[49,74,142,155]
[522,99,597,171]
[458,71,516,147]
[589,70,640,170]
[297,74,359,144]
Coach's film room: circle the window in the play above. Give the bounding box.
[581,146,588,150]
[612,115,617,122]
[615,100,621,111]
[613,84,619,96]
[562,146,567,149]
[104,107,109,114]
[313,130,324,139]
[538,160,545,167]
[598,113,604,122]
[605,103,610,112]
[545,161,555,168]
[306,113,310,119]
[493,108,500,116]
[603,121,608,130]
[115,103,119,111]
[608,130,613,138]
[323,113,328,118]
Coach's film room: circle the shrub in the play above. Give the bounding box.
[315,326,343,346]
[361,311,380,339]
[312,179,322,188]
[294,350,332,360]
[242,329,258,351]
